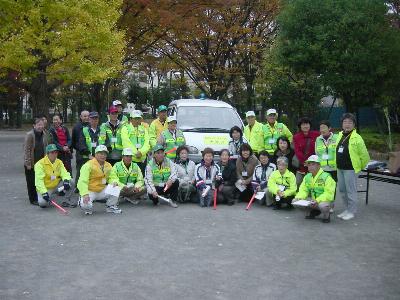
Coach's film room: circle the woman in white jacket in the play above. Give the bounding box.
[175,146,196,203]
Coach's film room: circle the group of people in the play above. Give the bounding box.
[24,103,370,223]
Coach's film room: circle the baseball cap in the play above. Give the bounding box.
[112,100,122,106]
[122,148,133,156]
[167,115,177,123]
[130,110,142,119]
[157,105,167,113]
[89,111,99,118]
[95,145,109,154]
[305,155,321,164]
[266,108,277,115]
[46,144,58,153]
[109,106,118,114]
[245,111,255,118]
[153,144,165,153]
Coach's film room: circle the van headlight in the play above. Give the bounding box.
[187,145,199,154]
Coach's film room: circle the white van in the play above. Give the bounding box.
[168,99,244,162]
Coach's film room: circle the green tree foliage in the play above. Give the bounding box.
[275,0,400,113]
[0,0,126,116]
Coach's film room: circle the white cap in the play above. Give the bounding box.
[130,110,142,118]
[245,111,256,118]
[122,148,133,156]
[305,155,321,164]
[167,115,177,123]
[95,145,109,154]
[267,108,277,115]
[112,100,122,106]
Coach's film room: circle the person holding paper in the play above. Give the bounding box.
[121,110,150,176]
[144,144,179,207]
[175,146,197,203]
[335,113,369,221]
[109,148,145,205]
[157,115,186,160]
[215,149,238,205]
[99,106,124,166]
[235,143,259,202]
[267,156,297,210]
[34,144,72,208]
[195,147,221,207]
[294,155,336,223]
[252,150,276,206]
[77,145,121,215]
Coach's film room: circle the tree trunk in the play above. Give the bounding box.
[28,69,50,117]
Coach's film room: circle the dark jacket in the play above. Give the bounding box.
[78,126,101,156]
[49,125,71,151]
[216,160,237,187]
[272,149,296,173]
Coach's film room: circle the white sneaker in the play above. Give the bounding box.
[106,205,122,214]
[341,212,354,221]
[84,210,93,215]
[337,210,348,218]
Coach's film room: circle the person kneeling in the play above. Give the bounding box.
[145,144,179,207]
[77,145,121,215]
[175,146,196,203]
[294,155,336,223]
[109,148,146,205]
[252,150,276,206]
[34,144,72,208]
[216,149,238,205]
[267,156,297,210]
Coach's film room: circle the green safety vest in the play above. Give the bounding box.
[127,124,146,148]
[82,127,98,157]
[149,159,171,185]
[315,134,338,170]
[263,122,284,154]
[99,122,123,151]
[162,130,185,159]
[304,171,331,200]
[113,161,140,184]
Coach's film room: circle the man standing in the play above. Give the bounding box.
[121,110,150,176]
[294,155,336,223]
[243,111,264,156]
[149,105,168,148]
[78,111,102,160]
[109,148,146,204]
[157,116,186,160]
[99,106,124,166]
[263,108,293,155]
[145,145,179,207]
[71,110,89,191]
[112,100,129,125]
[34,144,72,208]
[77,145,121,215]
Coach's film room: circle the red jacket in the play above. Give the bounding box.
[293,130,319,173]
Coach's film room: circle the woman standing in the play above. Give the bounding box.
[293,117,319,185]
[272,136,297,173]
[336,113,370,221]
[23,117,51,205]
[49,114,72,173]
[235,143,259,202]
[216,149,238,205]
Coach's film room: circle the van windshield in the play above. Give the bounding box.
[177,106,242,132]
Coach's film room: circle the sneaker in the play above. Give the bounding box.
[169,201,178,208]
[341,212,354,221]
[84,210,93,215]
[329,208,334,213]
[106,205,122,214]
[305,210,321,219]
[337,210,348,218]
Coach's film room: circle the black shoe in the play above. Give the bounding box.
[273,204,281,210]
[322,214,331,223]
[305,209,321,219]
[286,203,294,210]
[30,201,39,206]
[58,191,66,196]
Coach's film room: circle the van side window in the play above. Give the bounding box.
[168,106,176,117]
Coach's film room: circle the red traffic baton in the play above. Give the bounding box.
[245,193,257,211]
[165,147,177,155]
[213,189,218,210]
[50,200,69,215]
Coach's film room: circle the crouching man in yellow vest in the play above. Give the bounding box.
[294,155,336,223]
[34,144,72,208]
[109,148,146,205]
[77,145,121,215]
